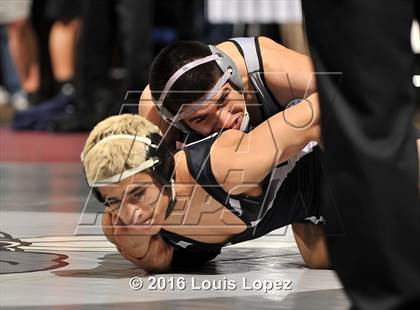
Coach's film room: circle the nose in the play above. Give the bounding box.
[114,201,149,226]
[214,109,236,129]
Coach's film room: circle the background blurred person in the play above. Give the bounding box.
[10,0,82,130]
[49,0,153,132]
[44,0,82,102]
[0,26,20,106]
[0,0,41,110]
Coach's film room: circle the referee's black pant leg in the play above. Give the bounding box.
[76,0,114,98]
[117,0,153,90]
[301,1,420,309]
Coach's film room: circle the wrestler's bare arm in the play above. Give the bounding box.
[102,211,173,273]
[211,92,321,194]
[101,211,151,258]
[138,85,161,127]
[117,234,173,274]
[258,36,317,106]
[138,85,179,145]
[293,138,419,270]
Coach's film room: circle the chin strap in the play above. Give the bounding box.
[169,178,176,201]
[164,177,177,219]
[165,197,177,219]
[239,108,250,131]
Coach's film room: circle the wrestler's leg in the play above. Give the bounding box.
[293,136,419,269]
[291,223,330,269]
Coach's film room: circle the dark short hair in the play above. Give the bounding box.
[149,41,223,114]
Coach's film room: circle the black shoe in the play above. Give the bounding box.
[12,93,74,131]
[27,91,43,106]
[48,88,117,132]
[48,112,98,132]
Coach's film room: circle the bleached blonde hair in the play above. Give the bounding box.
[81,114,160,185]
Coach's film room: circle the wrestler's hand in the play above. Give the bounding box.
[102,211,153,257]
[101,210,171,272]
[116,233,173,273]
[111,220,173,273]
[112,222,153,259]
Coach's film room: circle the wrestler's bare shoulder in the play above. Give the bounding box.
[138,85,153,115]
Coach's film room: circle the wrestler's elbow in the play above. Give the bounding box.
[310,124,322,145]
[138,85,155,118]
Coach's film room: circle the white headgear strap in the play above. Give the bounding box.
[156,54,220,109]
[81,134,176,201]
[239,107,250,131]
[153,53,250,133]
[171,69,231,122]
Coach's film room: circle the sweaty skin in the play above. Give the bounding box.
[139,36,317,146]
[103,93,328,273]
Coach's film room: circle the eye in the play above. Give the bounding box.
[194,116,206,124]
[217,92,229,108]
[222,92,229,102]
[133,189,145,201]
[105,199,121,211]
[105,197,119,205]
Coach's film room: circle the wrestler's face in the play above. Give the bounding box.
[98,171,169,235]
[181,84,246,136]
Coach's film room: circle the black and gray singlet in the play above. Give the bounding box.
[160,132,325,267]
[163,37,324,267]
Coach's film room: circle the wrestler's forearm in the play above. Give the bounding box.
[248,92,320,167]
[102,211,156,259]
[103,212,172,273]
[118,234,173,274]
[138,85,178,146]
[212,93,321,193]
[248,92,321,161]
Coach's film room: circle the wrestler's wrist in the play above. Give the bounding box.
[117,245,147,261]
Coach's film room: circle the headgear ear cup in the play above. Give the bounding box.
[208,45,244,91]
